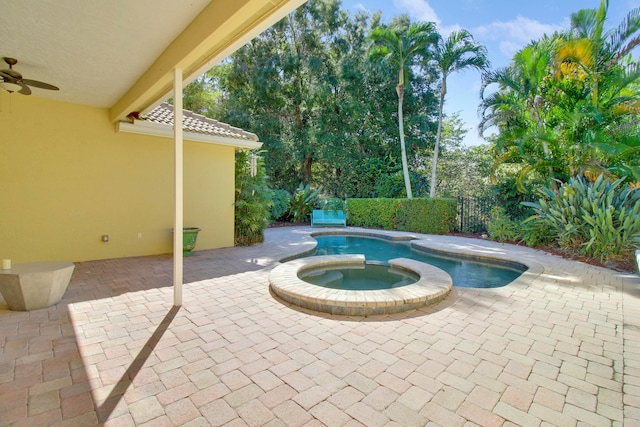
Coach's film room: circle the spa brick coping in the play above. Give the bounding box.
[269,254,452,316]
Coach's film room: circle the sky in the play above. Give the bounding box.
[339,0,640,146]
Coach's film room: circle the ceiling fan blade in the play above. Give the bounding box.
[22,79,59,91]
[18,83,32,95]
[0,70,14,80]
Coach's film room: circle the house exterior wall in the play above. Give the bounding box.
[0,93,235,263]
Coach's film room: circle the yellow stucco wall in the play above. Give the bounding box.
[0,93,235,263]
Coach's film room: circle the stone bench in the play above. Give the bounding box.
[0,261,75,311]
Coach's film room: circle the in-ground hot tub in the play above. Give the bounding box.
[269,255,452,316]
[300,261,419,290]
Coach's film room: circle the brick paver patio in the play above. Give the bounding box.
[1,226,639,426]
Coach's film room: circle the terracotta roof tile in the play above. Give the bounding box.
[141,102,258,141]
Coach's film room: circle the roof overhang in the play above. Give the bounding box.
[117,120,262,150]
[109,0,306,123]
[1,0,306,119]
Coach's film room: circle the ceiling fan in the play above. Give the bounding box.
[0,57,59,95]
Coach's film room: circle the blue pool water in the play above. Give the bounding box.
[307,235,526,288]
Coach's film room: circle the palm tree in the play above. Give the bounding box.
[556,0,640,106]
[370,22,438,198]
[428,30,488,198]
[480,0,640,194]
[479,37,563,190]
[555,0,640,180]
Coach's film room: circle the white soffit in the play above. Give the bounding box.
[0,0,210,108]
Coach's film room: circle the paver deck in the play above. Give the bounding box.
[0,226,639,427]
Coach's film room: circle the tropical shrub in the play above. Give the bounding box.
[489,178,534,220]
[487,206,520,242]
[234,151,271,246]
[320,197,347,213]
[288,184,322,223]
[522,174,640,261]
[480,1,640,195]
[374,172,407,198]
[270,189,291,221]
[395,198,458,234]
[374,171,430,198]
[346,198,399,229]
[347,198,457,233]
[519,216,554,247]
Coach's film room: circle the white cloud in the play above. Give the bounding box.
[392,0,440,25]
[439,23,461,38]
[352,2,369,13]
[474,15,566,57]
[391,0,462,36]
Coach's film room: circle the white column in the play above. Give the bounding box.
[173,68,184,306]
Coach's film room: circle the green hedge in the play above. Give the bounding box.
[346,198,399,229]
[346,197,458,234]
[395,198,458,234]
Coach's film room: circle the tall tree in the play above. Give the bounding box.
[183,1,439,196]
[480,0,640,192]
[555,0,640,180]
[370,21,438,198]
[428,30,488,197]
[480,38,561,190]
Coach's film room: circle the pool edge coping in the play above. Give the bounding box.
[284,228,544,284]
[269,254,452,316]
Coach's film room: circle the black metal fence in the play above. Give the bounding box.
[456,195,497,233]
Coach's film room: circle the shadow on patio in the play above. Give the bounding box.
[0,226,637,426]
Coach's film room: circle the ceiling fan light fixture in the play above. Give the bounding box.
[0,81,22,93]
[1,58,59,95]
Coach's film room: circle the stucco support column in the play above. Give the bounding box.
[173,68,184,306]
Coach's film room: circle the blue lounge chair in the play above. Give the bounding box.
[311,210,347,227]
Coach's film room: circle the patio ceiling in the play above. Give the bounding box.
[0,0,305,121]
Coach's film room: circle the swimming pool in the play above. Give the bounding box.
[307,234,526,288]
[270,231,530,315]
